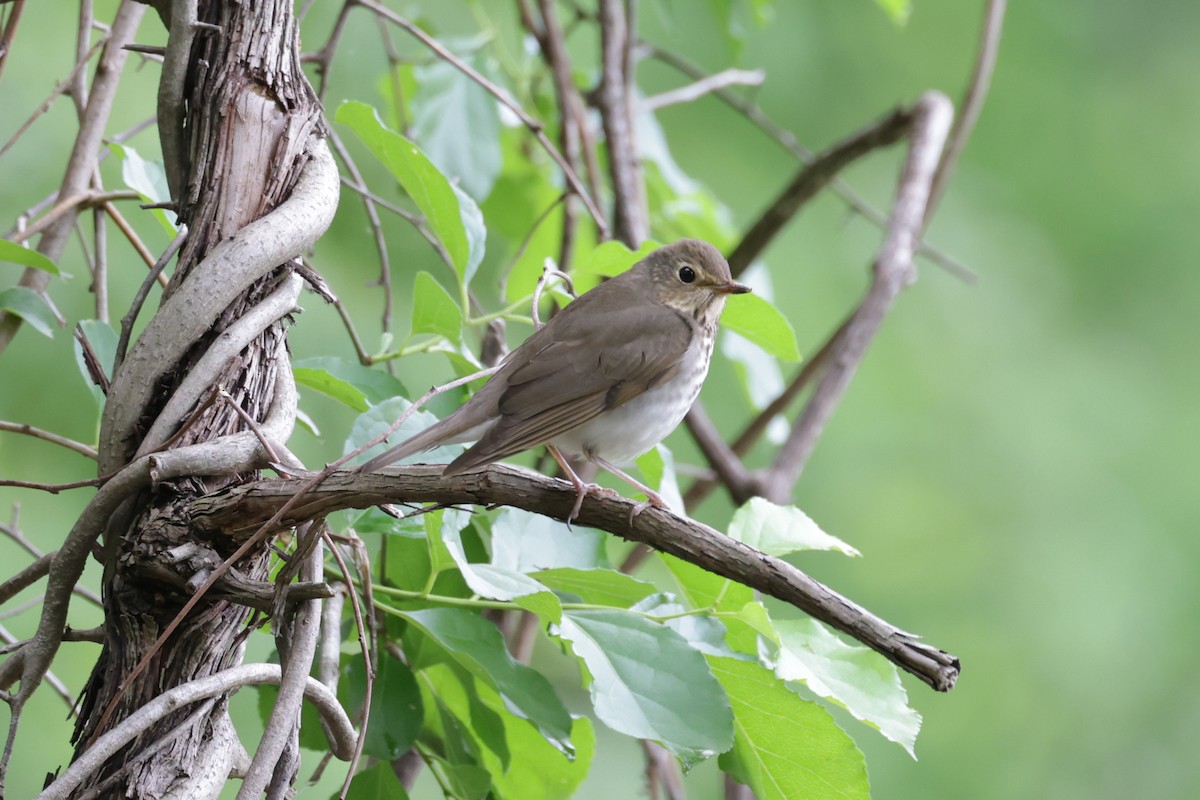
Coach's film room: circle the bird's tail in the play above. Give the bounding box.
[357,414,474,473]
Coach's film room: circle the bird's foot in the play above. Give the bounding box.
[566,482,620,526]
[628,490,667,527]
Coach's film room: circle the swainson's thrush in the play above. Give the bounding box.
[360,238,750,520]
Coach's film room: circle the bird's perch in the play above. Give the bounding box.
[188,464,960,692]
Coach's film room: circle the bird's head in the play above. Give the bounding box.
[639,239,751,321]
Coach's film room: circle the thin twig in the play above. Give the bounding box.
[0,36,107,160]
[926,0,1007,223]
[0,421,97,460]
[641,68,765,112]
[329,129,394,333]
[357,0,609,235]
[6,191,139,246]
[532,0,581,270]
[101,200,160,271]
[643,43,976,282]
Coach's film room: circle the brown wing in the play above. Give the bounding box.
[444,286,694,474]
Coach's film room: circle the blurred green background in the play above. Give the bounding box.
[2,1,1197,798]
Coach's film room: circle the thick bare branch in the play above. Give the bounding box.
[190,466,961,691]
[596,0,646,246]
[98,140,338,473]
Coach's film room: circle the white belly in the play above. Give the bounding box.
[551,335,711,464]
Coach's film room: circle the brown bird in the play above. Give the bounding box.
[360,238,750,521]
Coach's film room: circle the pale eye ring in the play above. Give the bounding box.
[678,265,696,283]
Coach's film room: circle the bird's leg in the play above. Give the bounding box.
[589,455,668,526]
[547,445,597,524]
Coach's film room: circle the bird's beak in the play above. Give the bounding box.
[715,279,751,295]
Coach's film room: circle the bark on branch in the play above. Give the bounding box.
[189,466,960,692]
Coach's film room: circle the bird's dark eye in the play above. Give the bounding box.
[678,265,696,284]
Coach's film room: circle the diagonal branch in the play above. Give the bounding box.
[189,465,961,692]
[727,105,914,277]
[762,92,954,500]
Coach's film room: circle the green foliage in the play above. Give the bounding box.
[293,355,407,412]
[409,271,464,344]
[712,656,871,799]
[872,0,913,25]
[719,292,802,362]
[0,239,59,275]
[729,496,861,557]
[336,101,485,286]
[0,287,55,337]
[410,52,503,202]
[109,143,177,233]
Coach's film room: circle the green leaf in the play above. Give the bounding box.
[477,681,597,800]
[490,508,607,573]
[719,292,801,362]
[630,594,738,658]
[533,567,657,608]
[403,607,573,754]
[635,444,685,514]
[723,329,788,440]
[418,662,511,777]
[0,239,59,274]
[108,143,178,233]
[418,670,495,799]
[381,514,434,592]
[453,183,487,286]
[293,356,406,412]
[410,271,464,343]
[441,523,563,623]
[336,101,484,285]
[664,553,753,613]
[344,762,410,800]
[775,617,922,757]
[572,239,660,295]
[347,396,464,467]
[343,655,423,760]
[555,609,733,767]
[725,600,778,656]
[729,496,861,557]
[411,54,503,201]
[0,287,56,337]
[425,507,472,582]
[575,239,661,278]
[710,656,871,800]
[874,0,912,25]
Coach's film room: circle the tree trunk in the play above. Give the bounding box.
[71,1,324,795]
